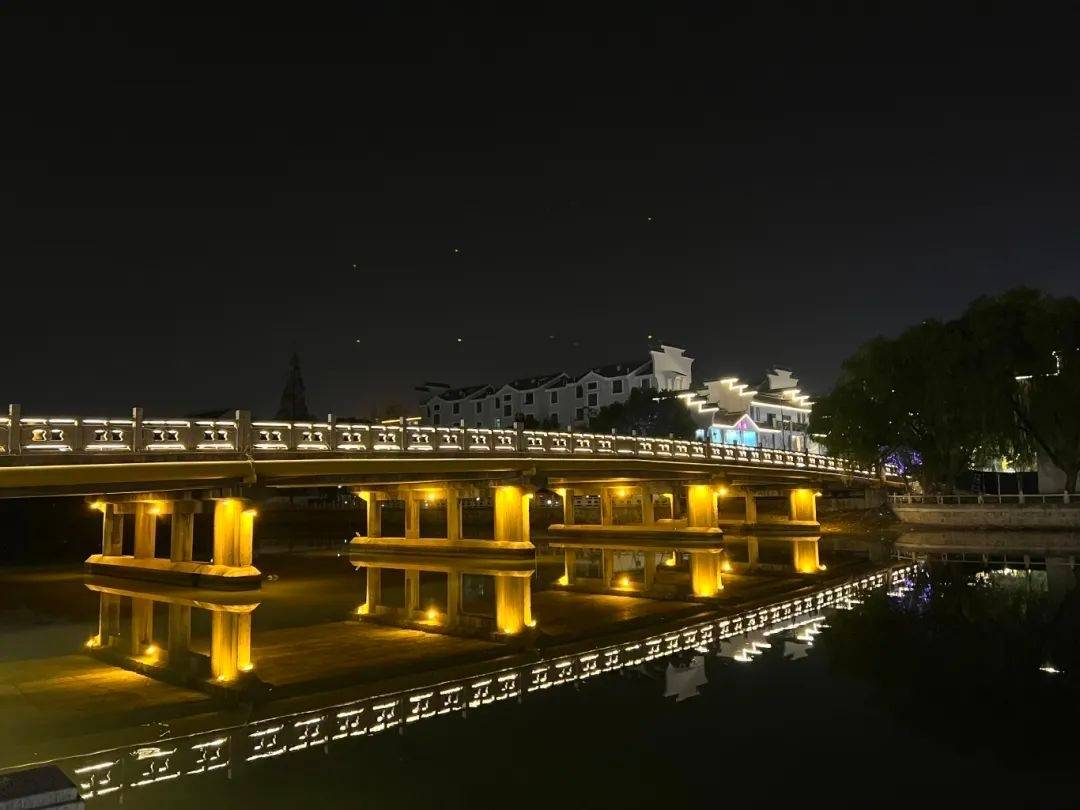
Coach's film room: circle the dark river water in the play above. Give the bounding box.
[2,534,1079,808]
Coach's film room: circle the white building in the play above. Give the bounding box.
[679,366,819,453]
[417,345,694,429]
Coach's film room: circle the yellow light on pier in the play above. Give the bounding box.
[618,574,631,588]
[426,607,438,622]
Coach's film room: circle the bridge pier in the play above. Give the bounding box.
[495,574,532,635]
[792,537,823,573]
[211,610,253,682]
[789,488,819,524]
[685,484,718,530]
[689,552,724,597]
[85,494,261,589]
[555,487,575,525]
[493,485,530,543]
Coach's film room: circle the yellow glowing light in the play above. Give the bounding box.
[814,491,823,498]
[556,575,569,586]
[240,663,254,672]
[664,553,677,567]
[89,500,106,512]
[716,485,728,497]
[144,644,159,656]
[243,508,258,518]
[426,608,438,622]
[721,559,733,573]
[615,487,628,499]
[619,574,631,588]
[85,636,100,648]
[147,504,161,516]
[526,620,537,628]
[216,674,227,682]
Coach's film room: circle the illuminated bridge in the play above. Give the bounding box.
[0,405,899,588]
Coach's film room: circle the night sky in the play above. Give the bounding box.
[2,8,1077,418]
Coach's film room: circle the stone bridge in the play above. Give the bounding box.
[0,405,899,589]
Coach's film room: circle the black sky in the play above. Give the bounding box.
[2,7,1078,418]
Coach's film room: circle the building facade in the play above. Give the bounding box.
[417,345,694,429]
[679,367,819,453]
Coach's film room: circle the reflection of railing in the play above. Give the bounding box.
[889,493,1074,506]
[0,406,898,482]
[58,562,915,802]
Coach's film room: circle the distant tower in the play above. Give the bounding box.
[276,353,314,420]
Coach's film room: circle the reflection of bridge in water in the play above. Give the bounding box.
[56,561,915,803]
[0,405,897,588]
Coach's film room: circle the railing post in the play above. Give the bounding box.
[515,420,524,453]
[8,404,20,455]
[132,407,145,453]
[326,412,335,452]
[236,410,252,453]
[1065,490,1071,505]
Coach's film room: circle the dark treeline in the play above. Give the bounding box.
[812,289,1080,492]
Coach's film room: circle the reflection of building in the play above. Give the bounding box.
[679,367,818,453]
[416,344,694,429]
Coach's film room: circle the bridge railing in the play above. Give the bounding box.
[0,405,898,481]
[889,493,1073,506]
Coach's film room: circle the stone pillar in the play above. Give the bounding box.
[600,488,615,526]
[685,484,718,529]
[744,491,758,525]
[358,491,382,538]
[131,597,154,655]
[746,537,760,568]
[404,492,421,540]
[211,610,253,682]
[557,487,575,525]
[101,503,124,556]
[447,572,461,624]
[446,488,462,541]
[561,548,576,585]
[495,575,532,635]
[98,592,121,648]
[602,550,615,587]
[789,488,818,523]
[521,493,532,545]
[643,553,657,590]
[792,538,821,574]
[640,486,656,525]
[493,485,529,542]
[689,552,723,597]
[170,505,196,563]
[133,502,158,559]
[404,569,421,612]
[168,603,192,660]
[360,567,382,614]
[213,498,250,567]
[239,507,256,567]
